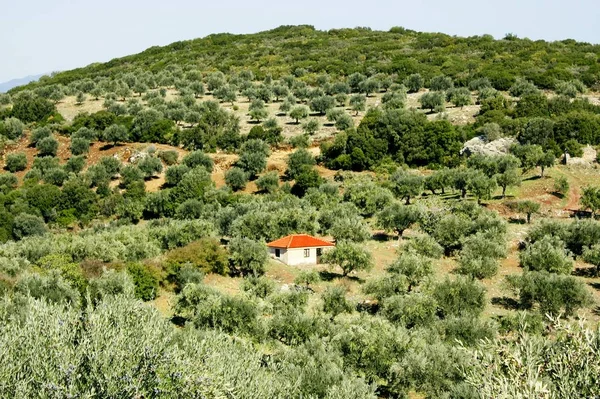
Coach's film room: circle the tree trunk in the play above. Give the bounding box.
[405,196,411,205]
[540,166,545,178]
[461,189,467,198]
[527,213,531,224]
[502,186,507,198]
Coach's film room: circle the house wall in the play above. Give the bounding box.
[269,246,328,266]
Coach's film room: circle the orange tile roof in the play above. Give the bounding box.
[267,234,335,249]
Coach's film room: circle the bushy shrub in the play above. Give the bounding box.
[506,271,591,316]
[36,136,59,157]
[165,164,190,186]
[519,235,572,274]
[70,137,90,155]
[382,293,437,328]
[165,238,229,276]
[241,276,276,299]
[0,117,25,140]
[12,213,47,240]
[157,150,179,165]
[433,277,486,317]
[322,286,353,317]
[126,262,159,301]
[4,152,27,172]
[225,167,248,191]
[182,150,213,171]
[228,237,268,277]
[137,156,163,178]
[256,171,279,193]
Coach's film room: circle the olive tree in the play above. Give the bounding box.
[225,167,248,191]
[377,203,421,239]
[4,152,27,172]
[103,124,129,146]
[519,236,573,274]
[228,237,268,277]
[321,241,373,277]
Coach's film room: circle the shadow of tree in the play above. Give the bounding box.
[573,267,598,278]
[318,270,363,283]
[491,296,521,310]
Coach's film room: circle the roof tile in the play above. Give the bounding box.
[267,234,334,249]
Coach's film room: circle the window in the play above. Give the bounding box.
[275,249,280,258]
[304,248,310,257]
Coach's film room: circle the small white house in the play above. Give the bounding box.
[267,234,334,266]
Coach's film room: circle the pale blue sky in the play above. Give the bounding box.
[0,0,598,82]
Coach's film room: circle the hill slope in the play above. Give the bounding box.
[13,25,600,93]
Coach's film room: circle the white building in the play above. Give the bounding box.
[267,234,335,266]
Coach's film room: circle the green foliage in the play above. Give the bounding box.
[102,124,129,146]
[387,251,433,292]
[0,117,25,140]
[126,262,159,301]
[165,238,229,276]
[137,156,163,178]
[256,171,279,193]
[36,136,59,157]
[241,276,276,299]
[10,93,56,123]
[228,237,268,277]
[4,152,27,172]
[419,91,445,112]
[322,286,353,317]
[433,277,486,317]
[378,203,420,238]
[286,148,316,180]
[225,167,248,191]
[294,270,321,288]
[390,169,424,204]
[290,105,309,123]
[30,126,52,146]
[237,139,269,178]
[520,236,573,274]
[70,137,90,155]
[554,176,569,195]
[12,213,47,240]
[507,271,592,316]
[382,293,437,328]
[321,241,373,277]
[403,74,424,93]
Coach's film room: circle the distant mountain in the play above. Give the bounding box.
[0,74,44,93]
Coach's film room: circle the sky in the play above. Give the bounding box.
[0,0,599,83]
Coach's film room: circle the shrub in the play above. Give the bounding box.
[256,171,279,193]
[241,276,276,299]
[322,286,353,318]
[126,262,159,301]
[402,235,443,259]
[165,238,229,276]
[99,156,122,177]
[30,126,52,146]
[382,293,437,328]
[519,236,573,274]
[4,152,27,172]
[12,213,47,240]
[433,277,486,317]
[0,117,25,140]
[138,156,163,178]
[43,167,68,186]
[554,176,569,195]
[225,167,248,191]
[507,271,592,316]
[70,137,90,156]
[36,136,59,157]
[182,150,213,171]
[228,237,268,277]
[165,164,190,186]
[158,150,179,165]
[14,270,79,304]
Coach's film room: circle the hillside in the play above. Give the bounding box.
[12,25,600,93]
[0,25,600,398]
